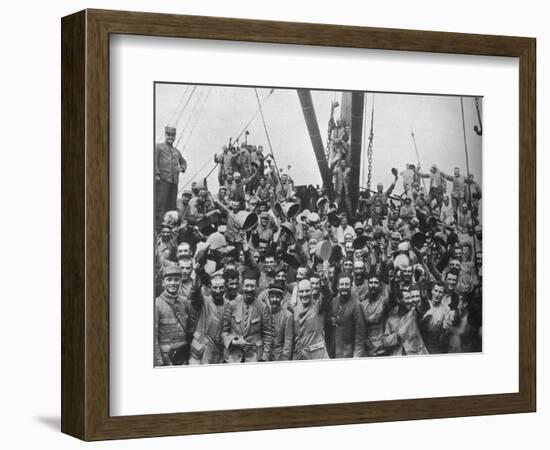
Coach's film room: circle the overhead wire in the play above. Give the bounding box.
[181,87,213,151]
[167,85,190,125]
[254,88,281,183]
[176,87,205,148]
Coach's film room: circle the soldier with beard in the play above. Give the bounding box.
[383,288,428,356]
[188,275,230,365]
[268,283,293,361]
[351,259,369,302]
[222,271,273,363]
[360,272,391,356]
[326,273,366,358]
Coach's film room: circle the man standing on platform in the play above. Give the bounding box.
[155,126,187,227]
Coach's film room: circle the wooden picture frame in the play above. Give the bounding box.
[61,9,536,441]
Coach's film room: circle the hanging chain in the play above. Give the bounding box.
[366,130,373,191]
[366,97,374,191]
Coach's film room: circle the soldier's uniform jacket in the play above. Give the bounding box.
[188,293,230,365]
[270,307,292,361]
[383,307,428,356]
[155,142,187,184]
[326,295,366,359]
[351,280,369,303]
[282,290,331,361]
[154,292,189,366]
[360,292,390,356]
[222,296,273,363]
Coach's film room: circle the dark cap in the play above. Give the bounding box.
[163,264,182,278]
[268,283,284,296]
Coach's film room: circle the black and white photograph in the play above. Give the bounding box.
[154,83,483,367]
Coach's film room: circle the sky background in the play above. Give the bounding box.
[155,83,482,195]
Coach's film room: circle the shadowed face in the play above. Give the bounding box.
[243,279,257,302]
[296,267,308,281]
[160,227,172,242]
[275,271,286,285]
[368,277,380,295]
[225,277,239,299]
[165,131,175,146]
[211,277,225,302]
[268,292,283,310]
[400,291,413,311]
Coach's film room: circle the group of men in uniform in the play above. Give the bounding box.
[154,125,483,366]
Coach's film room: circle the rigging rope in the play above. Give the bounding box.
[234,89,275,142]
[180,157,213,191]
[171,85,197,135]
[167,85,190,125]
[179,88,276,193]
[460,96,478,268]
[254,88,281,183]
[181,87,213,151]
[176,87,205,148]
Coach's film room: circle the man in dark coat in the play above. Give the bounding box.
[155,126,187,227]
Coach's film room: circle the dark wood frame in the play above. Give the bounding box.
[61,9,536,441]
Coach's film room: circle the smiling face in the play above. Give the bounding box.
[410,289,421,305]
[165,131,176,146]
[445,273,458,292]
[177,242,191,259]
[275,271,286,285]
[298,279,313,307]
[401,265,413,282]
[309,276,320,296]
[337,276,352,298]
[211,277,225,302]
[399,290,413,312]
[264,256,276,274]
[159,227,172,242]
[342,259,353,273]
[162,275,181,296]
[177,259,193,282]
[268,292,283,310]
[243,278,257,302]
[353,261,365,281]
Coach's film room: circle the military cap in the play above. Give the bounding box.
[163,264,182,278]
[181,189,192,197]
[165,126,176,135]
[268,283,284,296]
